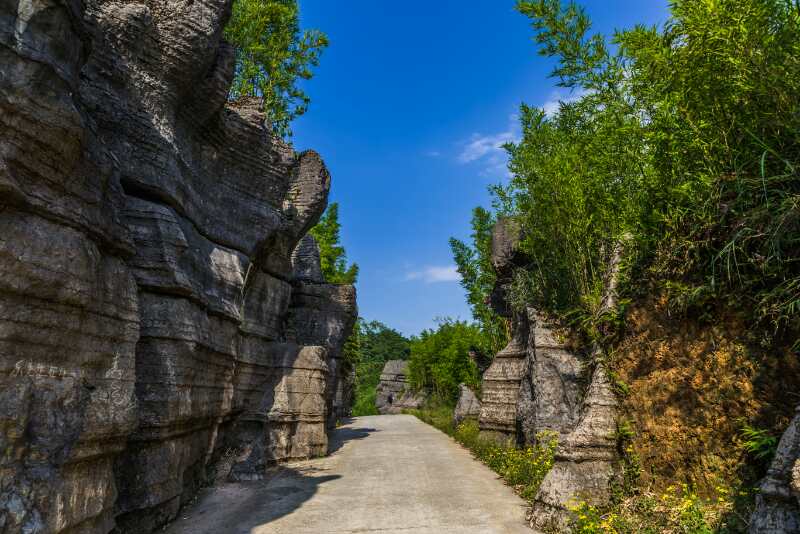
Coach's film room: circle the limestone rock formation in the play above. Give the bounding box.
[749,407,800,533]
[517,310,583,445]
[479,316,530,441]
[527,241,625,531]
[479,218,531,443]
[0,2,354,533]
[453,384,482,426]
[287,235,358,429]
[375,360,426,415]
[477,218,622,530]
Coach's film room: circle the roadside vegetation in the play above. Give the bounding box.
[348,320,411,416]
[407,406,557,502]
[450,0,799,531]
[407,319,485,403]
[569,484,753,534]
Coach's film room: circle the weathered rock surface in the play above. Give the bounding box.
[479,316,530,441]
[375,360,426,415]
[477,218,622,530]
[453,384,482,426]
[750,407,800,533]
[0,2,354,532]
[287,235,358,429]
[527,242,625,532]
[517,310,583,445]
[479,218,531,443]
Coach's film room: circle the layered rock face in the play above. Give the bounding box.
[478,219,532,442]
[528,242,624,531]
[287,235,358,429]
[0,2,354,533]
[750,407,800,533]
[477,218,620,530]
[375,360,425,415]
[453,384,482,426]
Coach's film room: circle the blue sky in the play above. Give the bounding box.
[292,1,668,336]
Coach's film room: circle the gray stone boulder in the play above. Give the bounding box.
[749,407,800,533]
[375,360,426,414]
[453,384,482,426]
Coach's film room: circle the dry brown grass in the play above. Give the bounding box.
[612,293,800,496]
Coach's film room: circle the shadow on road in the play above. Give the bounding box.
[166,423,380,534]
[327,420,378,455]
[166,465,340,534]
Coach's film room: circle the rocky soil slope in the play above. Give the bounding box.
[0,1,355,532]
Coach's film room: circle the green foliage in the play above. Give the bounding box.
[740,424,778,462]
[614,419,641,502]
[407,319,484,402]
[450,207,510,355]
[570,485,722,534]
[621,0,800,329]
[491,0,800,330]
[349,319,411,417]
[406,402,457,435]
[408,408,557,502]
[225,0,328,138]
[309,203,359,285]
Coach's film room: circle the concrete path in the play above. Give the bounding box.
[165,415,531,534]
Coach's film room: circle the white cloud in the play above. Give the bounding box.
[458,131,516,164]
[540,88,588,118]
[457,114,521,178]
[455,89,585,178]
[405,265,461,284]
[425,150,441,157]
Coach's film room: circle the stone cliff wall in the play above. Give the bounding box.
[0,2,354,533]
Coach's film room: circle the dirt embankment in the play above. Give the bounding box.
[612,293,800,495]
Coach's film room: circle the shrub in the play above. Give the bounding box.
[225,0,328,138]
[407,319,483,402]
[569,483,748,534]
[479,0,800,330]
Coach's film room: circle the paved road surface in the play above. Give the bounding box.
[165,415,531,534]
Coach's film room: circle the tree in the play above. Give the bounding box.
[407,319,483,403]
[496,0,800,326]
[224,0,328,138]
[450,207,509,355]
[350,320,411,416]
[310,203,359,284]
